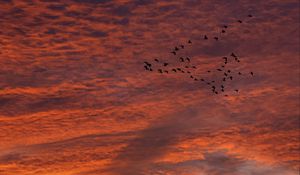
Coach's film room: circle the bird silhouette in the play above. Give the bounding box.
[223,77,226,81]
[221,30,226,33]
[217,69,222,71]
[238,72,242,75]
[229,76,233,80]
[214,37,219,41]
[171,51,176,55]
[188,40,192,44]
[237,20,242,23]
[207,70,211,73]
[175,47,179,51]
[194,78,198,81]
[180,45,184,49]
[144,65,149,70]
[179,57,184,62]
[158,69,163,73]
[235,89,239,92]
[227,70,231,73]
[200,78,205,81]
[185,66,189,68]
[192,66,196,69]
[204,35,208,40]
[172,69,177,72]
[224,72,228,76]
[154,58,159,62]
[190,75,194,79]
[163,63,168,66]
[164,70,168,73]
[250,72,254,76]
[248,14,253,17]
[223,25,228,28]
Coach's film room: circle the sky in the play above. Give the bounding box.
[0,0,299,175]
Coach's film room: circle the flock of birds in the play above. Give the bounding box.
[143,15,255,96]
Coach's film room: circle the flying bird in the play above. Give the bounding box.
[250,72,254,76]
[179,57,184,62]
[214,37,219,41]
[248,14,253,17]
[158,69,163,73]
[188,40,192,44]
[237,20,243,23]
[163,63,168,66]
[171,51,176,55]
[180,45,184,49]
[154,59,159,62]
[204,35,208,40]
[223,25,228,28]
[175,47,179,51]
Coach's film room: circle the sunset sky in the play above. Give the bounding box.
[0,0,299,175]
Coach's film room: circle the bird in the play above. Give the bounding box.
[223,25,228,28]
[227,70,231,73]
[163,63,168,66]
[224,94,228,97]
[144,65,149,70]
[154,58,159,62]
[180,45,184,49]
[207,70,211,73]
[190,75,194,79]
[235,89,239,92]
[164,70,168,73]
[179,57,184,62]
[215,91,218,94]
[214,37,219,41]
[221,65,225,68]
[223,77,226,81]
[221,85,224,88]
[237,20,242,23]
[204,35,208,40]
[217,69,222,71]
[171,51,176,55]
[211,81,215,83]
[144,61,151,67]
[158,69,163,73]
[175,47,179,51]
[192,66,196,69]
[185,66,189,68]
[221,89,224,92]
[177,68,181,71]
[187,71,191,74]
[229,76,233,80]
[231,53,237,58]
[181,70,185,73]
[207,82,211,85]
[188,40,192,44]
[212,85,216,89]
[224,73,228,76]
[250,72,254,76]
[200,78,205,81]
[248,14,253,17]
[238,72,242,75]
[149,68,153,71]
[194,78,198,81]
[186,57,190,62]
